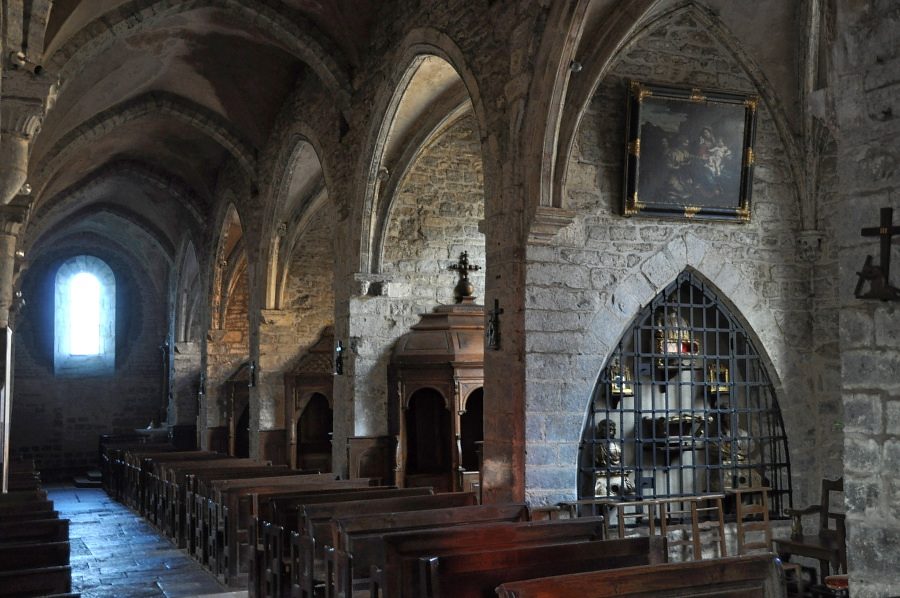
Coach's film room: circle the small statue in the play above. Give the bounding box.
[595,419,623,468]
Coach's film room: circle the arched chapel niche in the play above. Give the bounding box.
[205,204,250,453]
[352,53,488,441]
[578,272,792,516]
[524,3,821,505]
[260,139,335,464]
[169,240,203,445]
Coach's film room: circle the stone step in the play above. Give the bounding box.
[86,469,102,481]
[73,475,102,488]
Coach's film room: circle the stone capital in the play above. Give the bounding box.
[1,69,57,138]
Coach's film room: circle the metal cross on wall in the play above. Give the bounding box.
[487,299,503,351]
[855,207,900,301]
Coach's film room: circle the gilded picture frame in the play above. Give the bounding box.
[623,81,758,221]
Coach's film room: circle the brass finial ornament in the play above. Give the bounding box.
[449,251,481,303]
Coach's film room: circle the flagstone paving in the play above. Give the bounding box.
[47,486,246,598]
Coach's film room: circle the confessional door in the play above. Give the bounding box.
[404,388,452,492]
[296,393,333,472]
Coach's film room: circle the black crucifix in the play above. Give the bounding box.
[487,299,503,351]
[449,251,480,303]
[855,207,900,301]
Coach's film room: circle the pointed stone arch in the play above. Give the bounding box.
[357,28,496,276]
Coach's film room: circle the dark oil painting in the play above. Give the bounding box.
[623,82,758,221]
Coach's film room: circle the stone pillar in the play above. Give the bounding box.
[830,2,900,595]
[170,341,201,448]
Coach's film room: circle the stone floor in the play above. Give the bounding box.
[47,486,247,598]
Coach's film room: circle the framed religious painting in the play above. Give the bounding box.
[622,81,758,221]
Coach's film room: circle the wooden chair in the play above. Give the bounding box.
[729,486,803,596]
[773,478,846,587]
[656,495,727,561]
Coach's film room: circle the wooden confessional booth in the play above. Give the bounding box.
[224,362,251,458]
[284,327,334,472]
[388,300,484,493]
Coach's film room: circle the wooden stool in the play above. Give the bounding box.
[729,487,804,597]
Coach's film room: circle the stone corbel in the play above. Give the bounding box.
[528,206,576,245]
[0,197,32,236]
[0,69,58,204]
[797,229,823,263]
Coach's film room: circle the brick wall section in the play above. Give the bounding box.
[523,9,829,505]
[349,115,485,435]
[831,1,900,594]
[11,242,165,476]
[206,264,250,427]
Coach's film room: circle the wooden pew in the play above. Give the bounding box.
[329,502,529,598]
[160,460,289,542]
[249,487,434,598]
[131,450,226,514]
[152,457,262,529]
[198,473,341,570]
[372,516,607,598]
[494,553,784,598]
[418,535,667,598]
[0,489,47,505]
[173,464,293,548]
[293,492,479,598]
[0,518,69,544]
[0,565,74,597]
[205,475,374,584]
[0,540,70,571]
[101,439,173,498]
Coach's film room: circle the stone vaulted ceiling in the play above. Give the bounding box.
[24,0,377,262]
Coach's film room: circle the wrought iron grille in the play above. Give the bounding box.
[579,271,792,518]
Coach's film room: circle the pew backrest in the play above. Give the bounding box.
[421,535,666,598]
[494,553,783,598]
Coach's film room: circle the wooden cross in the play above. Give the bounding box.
[487,299,503,351]
[856,207,900,301]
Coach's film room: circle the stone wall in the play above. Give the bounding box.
[523,6,831,505]
[831,1,900,594]
[11,244,165,476]
[349,114,485,436]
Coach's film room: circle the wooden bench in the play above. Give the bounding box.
[162,461,290,544]
[132,450,226,515]
[419,535,666,598]
[206,475,375,584]
[174,464,295,548]
[248,487,434,598]
[494,553,783,598]
[329,503,529,598]
[152,457,266,530]
[254,487,464,596]
[0,518,69,544]
[0,565,74,597]
[0,540,70,571]
[373,516,607,597]
[199,473,342,571]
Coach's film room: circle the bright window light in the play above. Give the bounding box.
[69,272,101,355]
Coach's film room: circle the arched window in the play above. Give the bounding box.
[54,256,116,375]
